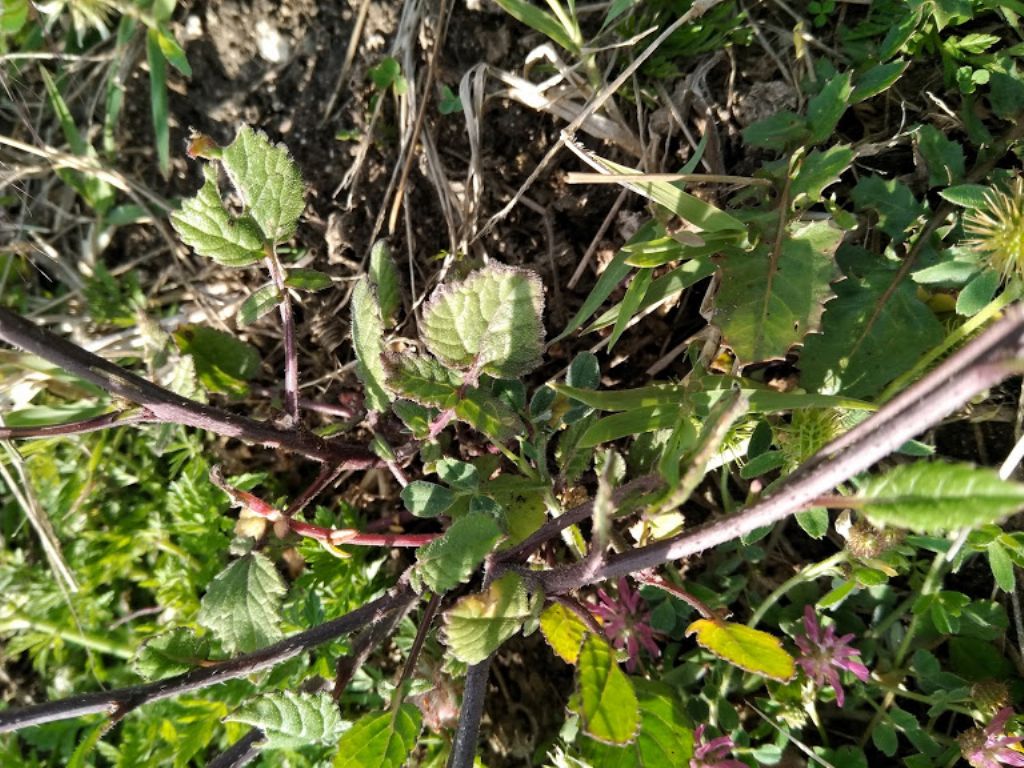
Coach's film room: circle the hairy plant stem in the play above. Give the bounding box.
[0,585,416,733]
[0,307,379,467]
[263,244,299,423]
[506,302,1024,595]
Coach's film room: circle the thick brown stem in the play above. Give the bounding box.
[0,586,416,733]
[520,302,1024,594]
[0,308,377,467]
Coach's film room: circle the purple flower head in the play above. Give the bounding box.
[959,707,1024,768]
[590,577,661,673]
[794,605,870,708]
[690,724,747,768]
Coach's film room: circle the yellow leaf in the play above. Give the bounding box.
[540,603,589,664]
[686,619,795,682]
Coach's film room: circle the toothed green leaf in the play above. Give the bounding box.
[443,573,531,664]
[227,691,348,750]
[132,628,211,680]
[711,220,842,364]
[352,277,391,412]
[333,705,421,768]
[454,389,524,442]
[173,325,261,396]
[170,166,264,266]
[859,462,1024,533]
[420,264,544,378]
[579,680,694,765]
[540,602,589,665]
[411,512,503,593]
[369,240,402,325]
[221,125,305,243]
[571,634,640,745]
[197,553,285,654]
[686,620,795,682]
[383,352,461,408]
[236,283,283,326]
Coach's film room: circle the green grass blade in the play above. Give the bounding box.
[146,28,170,178]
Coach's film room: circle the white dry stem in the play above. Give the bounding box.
[0,438,78,593]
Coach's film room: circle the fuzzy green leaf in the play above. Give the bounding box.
[401,481,456,518]
[711,221,842,364]
[170,166,264,266]
[420,264,545,378]
[859,462,1024,533]
[411,512,503,593]
[284,268,333,292]
[443,572,531,664]
[220,125,305,243]
[572,634,640,745]
[227,691,348,750]
[132,628,211,680]
[939,184,990,209]
[540,602,589,664]
[236,283,283,326]
[173,325,260,396]
[352,277,391,412]
[383,352,461,407]
[454,389,525,442]
[197,553,286,654]
[333,705,421,768]
[957,269,1000,317]
[579,680,695,766]
[369,240,402,325]
[796,507,830,539]
[686,619,795,681]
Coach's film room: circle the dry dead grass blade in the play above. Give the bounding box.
[0,438,78,594]
[337,0,419,208]
[320,0,374,126]
[385,0,452,237]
